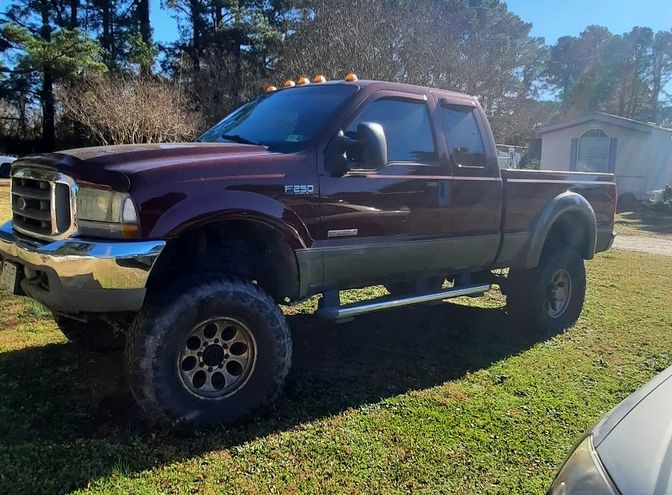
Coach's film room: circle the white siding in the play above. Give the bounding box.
[541,119,672,198]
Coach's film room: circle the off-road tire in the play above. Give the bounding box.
[125,274,292,427]
[55,315,125,352]
[506,247,586,335]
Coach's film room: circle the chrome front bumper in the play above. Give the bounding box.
[0,221,165,313]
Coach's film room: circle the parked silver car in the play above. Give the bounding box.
[548,366,672,494]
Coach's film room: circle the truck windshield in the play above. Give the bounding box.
[198,84,358,152]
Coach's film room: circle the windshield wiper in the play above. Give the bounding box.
[220,134,263,146]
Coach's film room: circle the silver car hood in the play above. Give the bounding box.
[593,366,672,494]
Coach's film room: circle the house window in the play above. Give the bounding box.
[577,128,610,172]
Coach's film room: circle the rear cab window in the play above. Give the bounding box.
[440,103,488,169]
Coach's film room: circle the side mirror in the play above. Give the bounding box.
[356,122,387,170]
[326,122,388,177]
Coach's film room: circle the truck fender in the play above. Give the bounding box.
[524,191,597,269]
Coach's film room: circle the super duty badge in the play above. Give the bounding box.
[284,184,315,195]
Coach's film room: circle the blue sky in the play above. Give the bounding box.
[505,0,671,43]
[150,0,672,44]
[150,0,178,44]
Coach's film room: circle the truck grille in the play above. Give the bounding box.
[10,168,77,240]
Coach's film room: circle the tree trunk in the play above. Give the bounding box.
[40,0,55,151]
[190,0,201,70]
[42,70,55,151]
[231,39,242,106]
[651,60,662,121]
[137,0,152,76]
[69,0,78,29]
[100,0,113,69]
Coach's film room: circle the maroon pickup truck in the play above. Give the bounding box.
[0,77,616,426]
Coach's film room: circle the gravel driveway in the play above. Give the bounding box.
[613,235,672,257]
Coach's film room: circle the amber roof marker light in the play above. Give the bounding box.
[345,73,358,82]
[265,85,277,93]
[313,75,327,83]
[283,80,296,88]
[297,76,310,85]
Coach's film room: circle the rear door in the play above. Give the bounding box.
[317,90,453,289]
[436,99,503,271]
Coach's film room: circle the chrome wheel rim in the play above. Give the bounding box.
[545,269,572,318]
[177,317,257,398]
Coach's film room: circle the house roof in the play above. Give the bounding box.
[541,111,672,135]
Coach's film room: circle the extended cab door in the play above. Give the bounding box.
[317,90,453,290]
[436,99,503,271]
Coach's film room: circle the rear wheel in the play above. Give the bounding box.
[125,274,292,427]
[507,247,586,334]
[55,315,125,353]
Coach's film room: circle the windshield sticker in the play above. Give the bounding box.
[286,134,303,142]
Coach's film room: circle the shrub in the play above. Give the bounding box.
[59,76,202,145]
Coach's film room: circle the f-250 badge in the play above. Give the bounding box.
[284,184,315,195]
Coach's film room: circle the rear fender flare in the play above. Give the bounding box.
[524,191,597,268]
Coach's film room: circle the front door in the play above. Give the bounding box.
[317,91,453,290]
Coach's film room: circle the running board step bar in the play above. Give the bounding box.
[316,283,491,320]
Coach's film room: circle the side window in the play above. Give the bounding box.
[441,104,487,168]
[347,98,437,165]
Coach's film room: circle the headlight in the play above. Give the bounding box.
[77,187,140,239]
[547,435,617,495]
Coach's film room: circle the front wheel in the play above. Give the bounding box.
[125,275,292,427]
[506,247,586,334]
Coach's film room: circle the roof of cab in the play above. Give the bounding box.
[274,78,475,104]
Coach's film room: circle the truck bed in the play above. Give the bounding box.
[496,168,617,268]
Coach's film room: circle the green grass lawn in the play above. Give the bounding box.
[1,191,672,494]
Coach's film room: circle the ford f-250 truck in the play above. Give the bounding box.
[0,76,616,426]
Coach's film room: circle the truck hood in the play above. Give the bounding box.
[14,142,282,191]
[593,365,672,494]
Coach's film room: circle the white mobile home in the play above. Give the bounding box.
[541,112,672,198]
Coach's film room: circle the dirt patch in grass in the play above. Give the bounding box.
[0,181,9,222]
[615,209,672,239]
[0,250,671,494]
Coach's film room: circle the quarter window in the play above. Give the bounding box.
[441,105,487,168]
[347,98,437,164]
